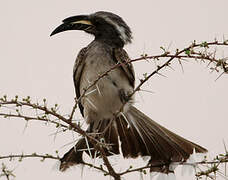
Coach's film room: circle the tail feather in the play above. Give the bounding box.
[59,138,87,171]
[60,106,207,172]
[116,113,146,157]
[121,106,207,162]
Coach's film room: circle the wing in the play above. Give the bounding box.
[73,47,88,117]
[113,48,135,88]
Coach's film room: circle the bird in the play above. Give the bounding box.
[50,11,207,173]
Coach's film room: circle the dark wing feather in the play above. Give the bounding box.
[113,48,135,88]
[73,47,88,117]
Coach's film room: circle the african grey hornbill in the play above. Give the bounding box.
[50,11,207,172]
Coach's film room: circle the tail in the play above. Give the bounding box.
[116,106,207,172]
[60,106,207,172]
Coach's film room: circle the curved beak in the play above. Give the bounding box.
[50,15,93,36]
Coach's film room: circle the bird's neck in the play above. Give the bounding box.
[94,36,124,48]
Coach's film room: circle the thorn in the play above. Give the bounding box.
[22,120,29,134]
[215,72,225,81]
[140,89,155,94]
[178,59,184,73]
[167,41,173,51]
[96,84,102,96]
[59,139,79,149]
[156,72,167,78]
[206,61,213,68]
[85,136,93,161]
[223,140,227,154]
[77,148,95,152]
[167,64,175,71]
[86,98,97,110]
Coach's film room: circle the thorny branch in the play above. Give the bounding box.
[128,40,228,99]
[0,152,227,179]
[0,39,228,179]
[0,97,120,179]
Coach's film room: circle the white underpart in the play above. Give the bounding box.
[103,16,128,44]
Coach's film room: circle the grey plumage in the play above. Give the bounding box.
[51,11,207,173]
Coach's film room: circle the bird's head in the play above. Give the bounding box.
[50,11,132,47]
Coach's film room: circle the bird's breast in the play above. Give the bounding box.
[79,46,133,123]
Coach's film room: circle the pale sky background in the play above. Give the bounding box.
[0,0,228,180]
